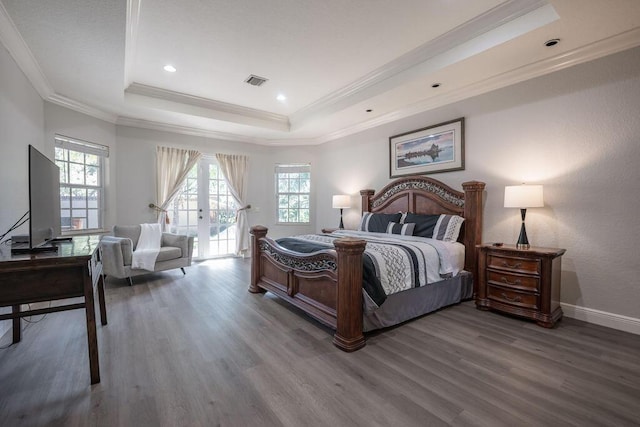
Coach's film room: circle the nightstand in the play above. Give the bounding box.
[476,244,566,327]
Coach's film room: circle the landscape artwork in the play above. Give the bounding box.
[389,118,464,177]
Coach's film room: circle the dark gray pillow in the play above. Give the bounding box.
[403,213,440,238]
[359,212,402,233]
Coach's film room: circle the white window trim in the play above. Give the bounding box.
[55,135,108,234]
[275,163,311,225]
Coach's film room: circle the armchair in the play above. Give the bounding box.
[100,225,194,285]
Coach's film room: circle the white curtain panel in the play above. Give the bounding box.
[215,153,250,256]
[156,146,202,228]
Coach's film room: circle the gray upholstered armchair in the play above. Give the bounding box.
[100,225,194,285]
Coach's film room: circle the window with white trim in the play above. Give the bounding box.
[275,164,311,224]
[54,135,108,231]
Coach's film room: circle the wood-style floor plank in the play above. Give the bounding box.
[1,257,639,426]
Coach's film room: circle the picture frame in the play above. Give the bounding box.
[389,117,465,177]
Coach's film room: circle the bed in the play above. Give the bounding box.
[249,176,485,352]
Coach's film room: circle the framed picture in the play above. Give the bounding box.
[389,117,465,177]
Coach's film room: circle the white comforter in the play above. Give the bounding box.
[334,229,464,280]
[296,230,465,296]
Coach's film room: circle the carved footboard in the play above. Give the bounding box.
[249,226,367,351]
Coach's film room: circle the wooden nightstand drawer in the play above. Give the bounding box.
[487,270,539,292]
[487,285,538,310]
[487,254,540,275]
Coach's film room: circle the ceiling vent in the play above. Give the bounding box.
[245,75,268,87]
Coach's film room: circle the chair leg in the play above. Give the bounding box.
[180,267,186,275]
[127,277,133,286]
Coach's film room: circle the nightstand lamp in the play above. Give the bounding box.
[332,195,350,229]
[504,184,544,249]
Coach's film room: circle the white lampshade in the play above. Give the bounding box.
[504,184,544,208]
[332,194,351,209]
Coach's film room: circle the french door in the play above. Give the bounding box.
[168,157,237,259]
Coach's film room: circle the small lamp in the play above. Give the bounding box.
[504,184,544,249]
[332,195,351,229]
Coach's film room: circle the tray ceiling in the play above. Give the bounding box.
[1,0,639,145]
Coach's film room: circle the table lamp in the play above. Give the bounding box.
[504,184,544,249]
[332,195,350,229]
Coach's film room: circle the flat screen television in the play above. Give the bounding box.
[11,145,62,253]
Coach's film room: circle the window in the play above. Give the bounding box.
[276,164,311,224]
[54,135,108,231]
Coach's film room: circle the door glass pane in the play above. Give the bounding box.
[167,160,237,259]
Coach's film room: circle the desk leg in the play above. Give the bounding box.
[12,305,21,343]
[83,271,100,384]
[97,274,107,326]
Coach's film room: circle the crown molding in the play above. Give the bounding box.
[315,27,640,145]
[115,115,320,146]
[125,82,291,131]
[116,116,265,144]
[47,93,118,123]
[0,1,53,98]
[115,28,640,146]
[289,0,554,130]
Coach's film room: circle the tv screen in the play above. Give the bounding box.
[29,145,61,249]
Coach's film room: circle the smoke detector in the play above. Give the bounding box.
[245,75,268,86]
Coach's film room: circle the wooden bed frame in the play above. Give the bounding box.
[249,176,485,352]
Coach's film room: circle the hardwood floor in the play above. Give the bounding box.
[1,258,639,426]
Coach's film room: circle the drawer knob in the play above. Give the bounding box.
[501,292,522,303]
[501,277,522,286]
[501,261,522,269]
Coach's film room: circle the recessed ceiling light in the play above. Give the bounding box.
[431,83,441,88]
[366,109,373,113]
[276,94,287,102]
[544,38,560,47]
[163,65,177,73]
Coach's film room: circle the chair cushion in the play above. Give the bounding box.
[156,246,182,262]
[113,225,141,249]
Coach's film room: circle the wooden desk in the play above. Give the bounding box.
[0,235,107,384]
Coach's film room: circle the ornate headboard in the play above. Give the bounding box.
[360,176,485,276]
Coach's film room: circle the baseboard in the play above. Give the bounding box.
[561,303,640,335]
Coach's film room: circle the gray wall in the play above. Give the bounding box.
[113,126,317,239]
[314,47,640,322]
[1,40,639,337]
[0,43,44,338]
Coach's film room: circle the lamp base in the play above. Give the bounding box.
[516,208,530,250]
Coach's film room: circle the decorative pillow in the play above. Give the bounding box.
[359,212,402,233]
[402,213,440,238]
[386,222,415,236]
[432,214,465,242]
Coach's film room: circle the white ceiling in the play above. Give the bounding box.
[1,0,639,145]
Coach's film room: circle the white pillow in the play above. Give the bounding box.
[386,222,415,236]
[432,215,464,242]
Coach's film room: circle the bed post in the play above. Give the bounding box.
[461,181,485,296]
[249,225,268,293]
[332,238,367,352]
[360,189,375,213]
